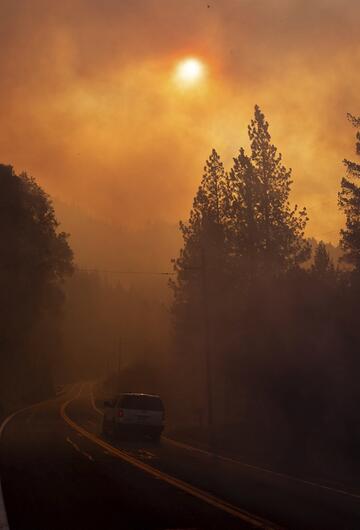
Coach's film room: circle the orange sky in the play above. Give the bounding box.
[1,0,360,243]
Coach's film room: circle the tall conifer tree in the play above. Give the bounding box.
[247,105,310,273]
[227,147,261,274]
[171,149,227,342]
[339,113,360,271]
[311,241,334,277]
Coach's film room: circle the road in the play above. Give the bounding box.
[0,385,359,530]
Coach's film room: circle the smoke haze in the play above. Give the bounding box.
[1,0,360,243]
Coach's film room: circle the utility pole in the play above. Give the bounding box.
[107,350,111,379]
[200,247,213,429]
[117,337,122,391]
[183,249,213,430]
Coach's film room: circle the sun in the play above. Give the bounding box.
[175,58,206,86]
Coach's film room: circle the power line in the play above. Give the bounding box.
[76,267,175,276]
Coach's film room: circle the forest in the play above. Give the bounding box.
[1,106,360,485]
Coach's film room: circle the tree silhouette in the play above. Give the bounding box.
[311,241,334,277]
[227,147,261,276]
[171,108,313,426]
[247,105,310,273]
[171,149,228,332]
[0,164,73,401]
[339,113,360,271]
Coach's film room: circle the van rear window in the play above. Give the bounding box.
[120,395,164,411]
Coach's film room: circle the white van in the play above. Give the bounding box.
[102,393,165,442]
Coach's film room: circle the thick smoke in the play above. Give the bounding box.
[0,0,359,241]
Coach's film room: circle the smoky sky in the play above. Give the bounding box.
[1,0,360,242]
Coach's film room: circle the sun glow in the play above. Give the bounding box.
[175,57,206,86]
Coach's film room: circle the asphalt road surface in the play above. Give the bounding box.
[0,385,359,530]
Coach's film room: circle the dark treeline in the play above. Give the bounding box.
[170,106,360,482]
[0,164,73,407]
[0,163,171,412]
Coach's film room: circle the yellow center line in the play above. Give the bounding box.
[61,389,283,530]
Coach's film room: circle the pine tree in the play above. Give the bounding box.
[175,148,227,276]
[171,149,228,340]
[247,105,310,273]
[170,149,229,420]
[311,241,334,277]
[227,147,261,273]
[339,113,360,271]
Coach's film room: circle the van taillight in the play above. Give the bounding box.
[118,409,124,418]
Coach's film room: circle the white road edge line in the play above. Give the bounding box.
[89,385,360,501]
[0,386,80,530]
[162,438,360,501]
[83,385,282,530]
[0,404,39,530]
[0,480,9,530]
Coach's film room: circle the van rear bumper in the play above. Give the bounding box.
[115,423,164,438]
